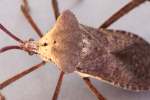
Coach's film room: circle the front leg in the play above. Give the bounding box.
[21,0,43,37]
[52,0,60,20]
[0,61,46,90]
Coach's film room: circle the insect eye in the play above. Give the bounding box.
[53,40,56,44]
[43,43,48,46]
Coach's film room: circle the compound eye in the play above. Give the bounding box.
[42,42,48,46]
[53,40,56,44]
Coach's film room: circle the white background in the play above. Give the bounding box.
[0,0,150,100]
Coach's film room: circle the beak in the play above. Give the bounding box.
[20,40,39,55]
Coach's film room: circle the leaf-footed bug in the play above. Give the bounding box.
[0,0,150,100]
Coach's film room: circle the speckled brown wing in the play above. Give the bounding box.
[76,29,150,91]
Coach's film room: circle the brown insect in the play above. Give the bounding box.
[0,0,150,100]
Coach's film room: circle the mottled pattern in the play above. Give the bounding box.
[77,28,150,91]
[36,10,150,91]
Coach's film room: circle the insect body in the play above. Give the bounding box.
[35,10,150,91]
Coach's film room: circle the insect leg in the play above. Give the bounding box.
[52,71,64,100]
[0,24,24,43]
[99,0,146,29]
[0,45,22,54]
[0,92,5,100]
[0,61,46,90]
[21,0,43,37]
[52,0,60,20]
[82,77,106,100]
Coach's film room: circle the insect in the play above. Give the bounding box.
[0,0,150,100]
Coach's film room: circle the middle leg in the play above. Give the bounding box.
[52,71,64,100]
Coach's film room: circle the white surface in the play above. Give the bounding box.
[0,0,150,100]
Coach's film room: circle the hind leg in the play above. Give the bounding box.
[82,77,106,100]
[99,0,147,29]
